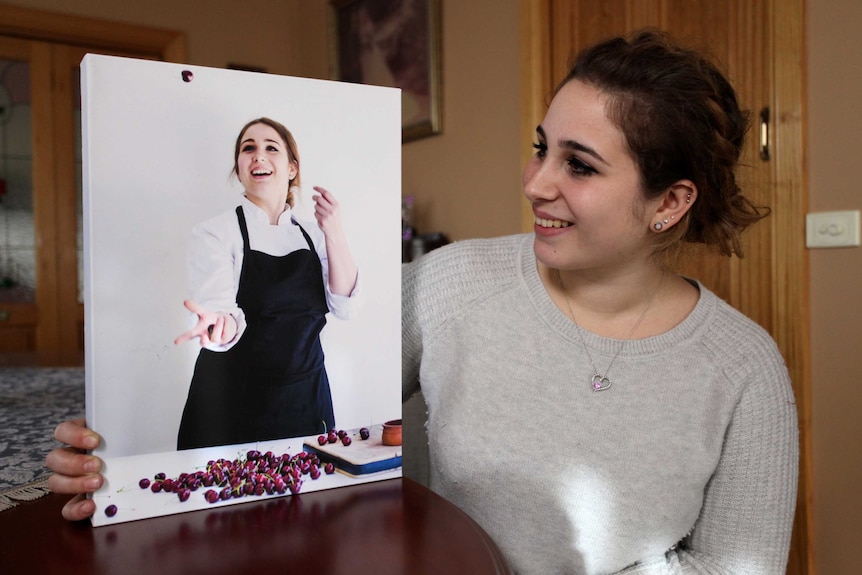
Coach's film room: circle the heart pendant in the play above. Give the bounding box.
[591,373,612,392]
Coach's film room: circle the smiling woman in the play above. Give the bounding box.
[173,117,361,450]
[232,119,301,224]
[402,29,797,575]
[526,80,653,279]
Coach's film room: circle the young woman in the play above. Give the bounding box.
[173,117,360,449]
[401,30,797,574]
[48,30,797,574]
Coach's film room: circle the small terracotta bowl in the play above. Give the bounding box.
[382,419,402,446]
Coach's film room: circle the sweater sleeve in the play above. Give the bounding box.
[402,259,423,402]
[619,336,799,574]
[401,235,523,403]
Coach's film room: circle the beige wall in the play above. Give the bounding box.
[400,0,522,240]
[5,0,859,572]
[807,0,862,573]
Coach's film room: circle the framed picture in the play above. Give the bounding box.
[82,54,403,525]
[330,0,442,142]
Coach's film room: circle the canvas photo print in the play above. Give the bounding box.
[81,55,402,525]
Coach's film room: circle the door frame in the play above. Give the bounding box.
[0,3,185,63]
[0,3,185,365]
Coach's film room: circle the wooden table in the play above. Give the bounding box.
[0,477,511,575]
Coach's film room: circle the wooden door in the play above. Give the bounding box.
[520,1,812,573]
[0,4,185,366]
[0,37,54,365]
[0,38,138,366]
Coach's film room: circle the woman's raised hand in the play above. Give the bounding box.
[45,418,103,521]
[174,300,237,346]
[312,186,346,238]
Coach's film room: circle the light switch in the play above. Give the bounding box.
[806,210,861,248]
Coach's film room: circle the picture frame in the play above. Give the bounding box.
[329,0,442,142]
[81,54,403,525]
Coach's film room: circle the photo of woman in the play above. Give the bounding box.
[174,118,361,449]
[77,55,401,460]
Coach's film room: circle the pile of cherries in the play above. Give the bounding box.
[105,427,371,517]
[137,448,332,507]
[104,428,373,517]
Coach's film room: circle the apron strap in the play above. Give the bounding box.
[235,206,251,256]
[293,221,317,253]
[235,206,251,293]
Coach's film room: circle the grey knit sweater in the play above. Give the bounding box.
[402,234,798,575]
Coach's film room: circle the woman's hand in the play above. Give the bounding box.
[174,300,237,346]
[45,418,104,521]
[312,186,346,238]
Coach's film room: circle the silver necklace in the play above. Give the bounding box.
[557,269,665,392]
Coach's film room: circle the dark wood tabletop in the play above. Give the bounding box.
[0,477,511,575]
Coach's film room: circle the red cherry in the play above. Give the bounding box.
[104,504,118,517]
[139,478,151,489]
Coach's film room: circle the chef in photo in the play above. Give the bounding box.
[173,117,361,450]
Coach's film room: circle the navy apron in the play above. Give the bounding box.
[177,206,333,450]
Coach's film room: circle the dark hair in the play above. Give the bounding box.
[559,28,767,257]
[233,117,301,207]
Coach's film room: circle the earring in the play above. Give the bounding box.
[653,222,663,231]
[663,219,669,224]
[686,193,692,204]
[670,215,675,220]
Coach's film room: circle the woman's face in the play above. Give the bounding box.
[523,79,659,274]
[236,123,297,200]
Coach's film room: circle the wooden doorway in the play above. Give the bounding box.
[0,4,185,366]
[520,1,812,573]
